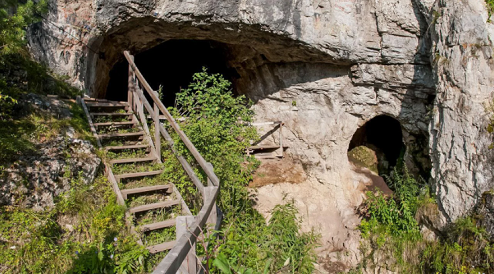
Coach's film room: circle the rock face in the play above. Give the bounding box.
[0,94,101,210]
[27,0,494,268]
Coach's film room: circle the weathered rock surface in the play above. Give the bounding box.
[26,0,494,270]
[0,94,101,210]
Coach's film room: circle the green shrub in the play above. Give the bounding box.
[356,166,494,273]
[168,69,318,273]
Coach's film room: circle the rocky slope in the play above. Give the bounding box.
[26,0,494,270]
[0,94,100,210]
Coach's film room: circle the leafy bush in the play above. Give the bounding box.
[356,166,494,274]
[211,202,318,274]
[168,69,318,273]
[0,174,151,274]
[486,0,494,20]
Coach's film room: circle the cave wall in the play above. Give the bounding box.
[27,0,494,240]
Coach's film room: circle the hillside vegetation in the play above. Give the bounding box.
[0,2,317,273]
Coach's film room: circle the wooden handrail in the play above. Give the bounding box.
[124,51,220,187]
[124,50,221,273]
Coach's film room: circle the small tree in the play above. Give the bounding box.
[170,68,258,210]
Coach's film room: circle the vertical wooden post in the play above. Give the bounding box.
[205,186,218,230]
[279,122,283,158]
[154,103,161,159]
[206,163,214,187]
[176,216,197,274]
[127,55,135,112]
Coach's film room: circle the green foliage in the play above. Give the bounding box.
[168,69,318,273]
[170,68,258,211]
[356,166,494,274]
[0,175,151,274]
[0,0,48,55]
[0,101,93,166]
[360,166,422,238]
[420,217,494,274]
[486,0,494,21]
[0,0,80,121]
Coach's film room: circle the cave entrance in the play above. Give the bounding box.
[106,40,238,107]
[348,115,405,176]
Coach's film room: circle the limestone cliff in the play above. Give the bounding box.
[27,0,494,269]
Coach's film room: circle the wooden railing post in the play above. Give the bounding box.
[205,186,218,230]
[127,55,135,110]
[176,216,197,274]
[154,103,161,158]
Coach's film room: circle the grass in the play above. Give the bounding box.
[143,227,176,246]
[105,148,149,160]
[0,174,151,274]
[127,191,176,208]
[0,100,94,169]
[101,137,146,147]
[135,206,182,227]
[97,125,142,134]
[487,0,494,20]
[93,115,130,123]
[112,162,164,175]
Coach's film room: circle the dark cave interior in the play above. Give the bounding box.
[348,115,405,170]
[106,39,239,107]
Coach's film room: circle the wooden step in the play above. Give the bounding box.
[129,200,180,214]
[99,131,144,139]
[110,156,156,165]
[140,219,176,232]
[91,112,133,117]
[85,98,127,104]
[147,240,176,254]
[121,184,172,199]
[115,170,163,180]
[105,144,150,151]
[248,145,288,150]
[94,121,136,127]
[84,98,110,102]
[86,102,128,108]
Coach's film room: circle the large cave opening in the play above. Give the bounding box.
[106,40,239,107]
[348,115,405,176]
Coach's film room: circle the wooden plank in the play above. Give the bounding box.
[176,216,196,273]
[147,241,177,254]
[124,51,219,187]
[110,156,156,165]
[94,121,136,127]
[91,112,133,116]
[99,131,144,139]
[248,145,288,150]
[86,102,128,107]
[172,184,192,216]
[133,89,162,164]
[152,186,219,274]
[121,184,172,198]
[104,144,149,151]
[129,200,180,214]
[158,124,205,196]
[140,219,176,232]
[154,103,161,160]
[80,98,102,148]
[115,170,163,180]
[128,56,134,110]
[105,164,126,206]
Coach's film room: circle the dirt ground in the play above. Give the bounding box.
[250,157,393,273]
[249,156,307,188]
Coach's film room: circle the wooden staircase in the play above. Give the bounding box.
[80,51,221,274]
[81,98,192,254]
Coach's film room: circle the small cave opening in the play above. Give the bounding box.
[106,40,239,107]
[348,115,405,176]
